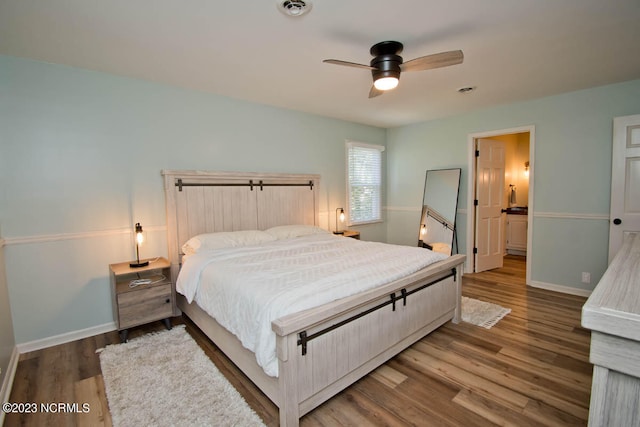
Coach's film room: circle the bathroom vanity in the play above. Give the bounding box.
[505,207,527,255]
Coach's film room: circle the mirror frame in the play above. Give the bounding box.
[418,168,461,255]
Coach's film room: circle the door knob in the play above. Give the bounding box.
[613,218,622,225]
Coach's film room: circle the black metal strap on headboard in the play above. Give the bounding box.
[176,178,314,192]
[297,268,457,356]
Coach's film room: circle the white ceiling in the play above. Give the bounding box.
[1,0,639,128]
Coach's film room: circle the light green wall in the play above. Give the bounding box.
[0,55,385,344]
[386,79,640,291]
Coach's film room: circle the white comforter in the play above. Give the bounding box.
[177,233,447,377]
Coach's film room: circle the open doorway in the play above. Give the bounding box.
[465,125,535,286]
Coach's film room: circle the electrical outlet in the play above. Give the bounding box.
[581,272,591,284]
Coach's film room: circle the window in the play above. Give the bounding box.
[346,141,385,225]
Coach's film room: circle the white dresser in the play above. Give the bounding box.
[581,232,640,427]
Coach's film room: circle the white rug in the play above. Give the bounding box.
[98,325,265,427]
[461,297,511,329]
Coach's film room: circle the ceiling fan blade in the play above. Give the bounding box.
[400,50,464,72]
[369,85,384,98]
[323,59,375,70]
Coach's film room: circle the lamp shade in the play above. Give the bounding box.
[334,208,345,234]
[135,223,144,244]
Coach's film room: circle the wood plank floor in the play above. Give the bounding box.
[5,255,592,426]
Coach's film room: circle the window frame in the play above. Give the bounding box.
[345,140,385,226]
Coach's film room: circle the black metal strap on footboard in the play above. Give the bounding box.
[175,178,314,192]
[297,268,457,356]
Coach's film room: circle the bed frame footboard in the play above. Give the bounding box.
[272,255,465,426]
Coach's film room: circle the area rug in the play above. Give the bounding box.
[461,296,511,329]
[98,325,265,427]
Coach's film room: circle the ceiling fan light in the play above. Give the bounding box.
[374,76,399,91]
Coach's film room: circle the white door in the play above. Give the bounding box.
[609,114,640,262]
[475,138,506,272]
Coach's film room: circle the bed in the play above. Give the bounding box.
[162,170,466,426]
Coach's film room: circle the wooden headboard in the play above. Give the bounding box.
[162,170,320,280]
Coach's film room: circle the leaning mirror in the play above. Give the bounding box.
[418,168,461,255]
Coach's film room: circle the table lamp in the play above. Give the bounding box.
[130,222,149,268]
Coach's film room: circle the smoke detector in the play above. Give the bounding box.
[278,0,312,17]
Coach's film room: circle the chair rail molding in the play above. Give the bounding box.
[3,225,167,246]
[533,211,609,220]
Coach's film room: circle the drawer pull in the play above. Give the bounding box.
[165,299,170,304]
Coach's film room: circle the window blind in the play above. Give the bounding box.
[346,142,385,225]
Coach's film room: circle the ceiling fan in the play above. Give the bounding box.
[323,41,464,98]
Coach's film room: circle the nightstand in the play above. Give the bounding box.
[342,230,360,239]
[109,257,174,342]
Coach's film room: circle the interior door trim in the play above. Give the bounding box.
[466,125,536,287]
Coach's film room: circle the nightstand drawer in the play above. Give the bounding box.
[117,283,173,329]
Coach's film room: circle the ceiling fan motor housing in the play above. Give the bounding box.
[370,54,402,82]
[369,41,404,83]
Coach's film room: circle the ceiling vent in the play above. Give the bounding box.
[278,0,312,17]
[457,86,476,94]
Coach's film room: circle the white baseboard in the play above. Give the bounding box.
[529,280,592,297]
[0,346,19,426]
[16,322,117,354]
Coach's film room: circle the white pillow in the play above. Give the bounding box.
[181,230,276,255]
[265,225,329,240]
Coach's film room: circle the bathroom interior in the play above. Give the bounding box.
[493,132,530,261]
